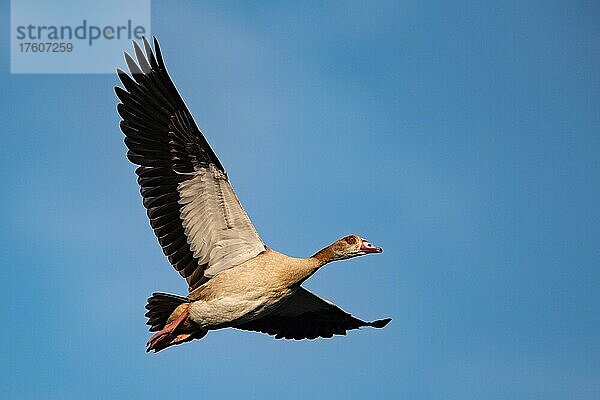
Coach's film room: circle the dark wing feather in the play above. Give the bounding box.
[116,37,264,291]
[235,288,391,340]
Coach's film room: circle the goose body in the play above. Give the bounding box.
[116,37,391,352]
[188,249,316,328]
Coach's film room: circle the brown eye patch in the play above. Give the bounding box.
[344,236,357,244]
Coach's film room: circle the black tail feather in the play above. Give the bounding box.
[145,292,190,332]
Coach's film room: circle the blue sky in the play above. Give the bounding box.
[1,1,599,399]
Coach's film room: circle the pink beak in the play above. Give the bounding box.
[360,239,383,253]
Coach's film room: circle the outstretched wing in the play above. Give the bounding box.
[235,288,391,339]
[116,37,265,291]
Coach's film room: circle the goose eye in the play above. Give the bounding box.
[344,236,357,244]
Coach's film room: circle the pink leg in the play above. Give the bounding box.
[146,305,190,352]
[167,330,208,347]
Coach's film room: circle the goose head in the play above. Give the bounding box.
[313,235,382,265]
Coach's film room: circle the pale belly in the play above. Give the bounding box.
[185,248,313,329]
[188,288,295,329]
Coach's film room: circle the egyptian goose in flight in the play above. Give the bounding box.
[116,37,391,352]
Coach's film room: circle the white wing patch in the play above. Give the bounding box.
[178,165,265,278]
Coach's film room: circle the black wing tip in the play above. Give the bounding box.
[138,34,159,48]
[152,36,165,67]
[119,35,164,79]
[370,318,392,329]
[117,35,163,73]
